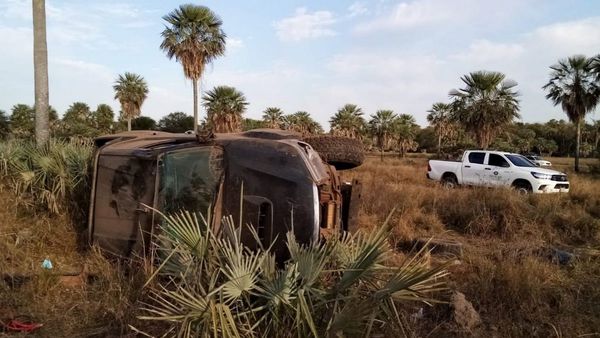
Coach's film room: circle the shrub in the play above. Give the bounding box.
[0,139,93,215]
[136,210,449,337]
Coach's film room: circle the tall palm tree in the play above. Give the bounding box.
[329,104,365,139]
[262,107,284,129]
[368,110,397,154]
[202,86,248,133]
[427,102,453,157]
[32,0,49,145]
[543,55,600,172]
[393,114,419,157]
[449,71,520,149]
[160,4,226,134]
[113,72,149,131]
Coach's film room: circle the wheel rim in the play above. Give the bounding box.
[443,180,455,189]
[516,187,529,195]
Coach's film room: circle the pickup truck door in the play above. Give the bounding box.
[462,152,489,186]
[485,153,513,187]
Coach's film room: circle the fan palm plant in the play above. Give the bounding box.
[329,104,365,139]
[32,0,49,145]
[393,114,419,157]
[160,4,226,134]
[113,73,149,131]
[427,102,454,158]
[203,86,248,133]
[137,209,449,337]
[449,71,520,149]
[543,55,600,172]
[283,111,323,135]
[262,107,284,129]
[368,110,397,155]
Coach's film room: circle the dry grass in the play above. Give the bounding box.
[343,155,600,337]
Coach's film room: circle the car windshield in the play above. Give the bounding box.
[506,154,537,167]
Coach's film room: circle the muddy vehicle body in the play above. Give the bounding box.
[88,129,363,257]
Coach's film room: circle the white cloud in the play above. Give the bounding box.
[274,8,337,42]
[92,3,141,18]
[226,37,244,50]
[348,2,369,18]
[452,40,525,63]
[355,0,451,33]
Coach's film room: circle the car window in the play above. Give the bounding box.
[506,154,537,167]
[468,152,485,164]
[488,154,510,167]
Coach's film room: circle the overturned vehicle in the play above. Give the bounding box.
[88,129,364,258]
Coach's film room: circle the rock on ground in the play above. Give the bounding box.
[451,291,481,331]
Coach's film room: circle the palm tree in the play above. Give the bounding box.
[202,86,248,133]
[543,55,600,172]
[393,114,419,157]
[449,71,520,149]
[283,111,323,135]
[160,4,226,134]
[329,104,365,139]
[113,72,149,131]
[368,110,397,155]
[32,0,49,145]
[427,102,453,158]
[262,107,284,129]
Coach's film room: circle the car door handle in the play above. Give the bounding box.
[484,168,491,170]
[464,165,471,168]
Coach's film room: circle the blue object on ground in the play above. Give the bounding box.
[41,258,53,269]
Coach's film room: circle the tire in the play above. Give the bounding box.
[441,174,458,189]
[513,180,532,195]
[303,135,365,170]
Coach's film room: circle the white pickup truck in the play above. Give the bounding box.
[427,150,570,193]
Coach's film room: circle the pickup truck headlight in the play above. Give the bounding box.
[531,172,552,180]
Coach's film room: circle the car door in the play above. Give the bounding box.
[486,153,513,187]
[462,151,488,186]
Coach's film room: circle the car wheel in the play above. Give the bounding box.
[513,181,532,195]
[303,135,365,170]
[442,175,458,189]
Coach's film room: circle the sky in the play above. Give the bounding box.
[1,0,600,128]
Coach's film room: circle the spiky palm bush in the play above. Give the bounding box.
[0,139,93,215]
[138,210,449,337]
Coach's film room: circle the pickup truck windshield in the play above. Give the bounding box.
[506,154,537,167]
[158,147,224,215]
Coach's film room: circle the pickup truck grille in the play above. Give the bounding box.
[551,175,567,182]
[555,183,569,189]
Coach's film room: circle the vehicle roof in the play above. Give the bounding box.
[95,128,303,153]
[465,149,521,156]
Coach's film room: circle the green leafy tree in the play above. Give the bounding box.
[113,72,149,131]
[132,116,157,130]
[450,71,520,149]
[283,111,323,135]
[93,104,114,134]
[9,104,57,138]
[543,55,600,171]
[329,104,365,139]
[158,112,195,133]
[368,110,397,152]
[61,102,96,138]
[0,110,10,139]
[203,86,248,133]
[161,4,226,134]
[427,102,454,157]
[262,107,284,129]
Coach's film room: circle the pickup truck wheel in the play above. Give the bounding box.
[303,136,365,170]
[513,181,532,195]
[441,175,458,189]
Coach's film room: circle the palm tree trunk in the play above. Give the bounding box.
[193,79,198,134]
[33,0,49,145]
[575,120,581,172]
[127,118,132,131]
[437,133,442,158]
